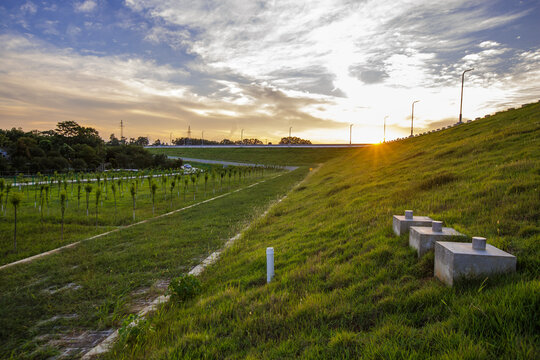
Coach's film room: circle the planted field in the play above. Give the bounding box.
[0,166,307,358]
[108,103,539,358]
[147,147,358,166]
[0,167,281,266]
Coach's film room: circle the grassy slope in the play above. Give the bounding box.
[147,147,357,166]
[0,169,307,358]
[110,103,539,359]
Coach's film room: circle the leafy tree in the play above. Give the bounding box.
[55,121,103,147]
[95,188,101,227]
[63,180,68,206]
[204,172,209,197]
[190,175,196,200]
[4,183,11,214]
[117,179,123,198]
[10,192,23,252]
[130,182,136,221]
[84,183,92,216]
[60,191,66,241]
[211,170,216,194]
[279,136,312,145]
[151,181,158,215]
[220,170,225,192]
[39,185,45,224]
[44,184,50,214]
[183,177,188,201]
[170,180,175,208]
[132,136,149,147]
[77,181,81,208]
[111,182,117,220]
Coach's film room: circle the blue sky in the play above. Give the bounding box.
[1,0,539,143]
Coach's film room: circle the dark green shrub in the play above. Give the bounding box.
[168,274,202,302]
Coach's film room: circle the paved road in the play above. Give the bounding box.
[169,156,299,171]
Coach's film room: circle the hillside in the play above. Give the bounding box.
[109,103,540,359]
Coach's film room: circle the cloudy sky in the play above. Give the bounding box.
[1,0,539,143]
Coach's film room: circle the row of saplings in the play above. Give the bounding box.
[1,165,275,253]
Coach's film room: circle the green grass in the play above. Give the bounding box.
[108,103,539,359]
[0,167,278,265]
[147,147,358,166]
[0,167,307,358]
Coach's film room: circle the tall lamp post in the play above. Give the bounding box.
[349,124,353,145]
[201,131,204,146]
[289,126,292,146]
[241,128,244,145]
[411,100,420,137]
[384,115,388,143]
[459,68,474,124]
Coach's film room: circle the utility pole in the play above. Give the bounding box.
[411,100,420,137]
[187,125,191,145]
[120,120,124,144]
[384,115,388,143]
[349,124,353,145]
[241,128,244,144]
[459,68,474,124]
[201,131,204,146]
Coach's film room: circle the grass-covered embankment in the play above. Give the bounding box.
[0,168,308,358]
[147,147,358,166]
[111,103,539,359]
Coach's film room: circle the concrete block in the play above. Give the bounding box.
[393,210,433,236]
[434,238,516,286]
[409,221,465,257]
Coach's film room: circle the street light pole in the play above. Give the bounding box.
[201,131,204,146]
[459,68,474,124]
[384,116,388,143]
[411,100,420,137]
[289,126,292,146]
[241,129,244,144]
[349,124,353,145]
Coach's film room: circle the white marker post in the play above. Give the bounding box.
[266,247,274,283]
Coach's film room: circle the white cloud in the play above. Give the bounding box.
[479,40,500,48]
[74,0,97,13]
[38,20,60,36]
[20,1,37,14]
[66,25,82,38]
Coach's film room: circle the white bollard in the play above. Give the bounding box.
[266,247,274,283]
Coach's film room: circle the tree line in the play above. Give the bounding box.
[0,121,182,174]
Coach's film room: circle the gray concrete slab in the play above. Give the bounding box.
[410,222,465,257]
[393,210,433,236]
[434,240,516,286]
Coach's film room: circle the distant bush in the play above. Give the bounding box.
[168,274,202,302]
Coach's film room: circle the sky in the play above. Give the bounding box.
[0,0,539,144]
